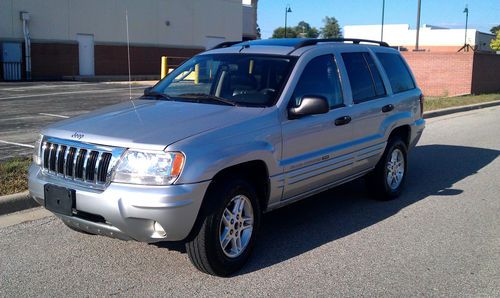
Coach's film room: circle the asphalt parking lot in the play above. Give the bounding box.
[0,81,152,160]
[1,106,499,296]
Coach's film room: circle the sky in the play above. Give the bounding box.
[257,0,500,38]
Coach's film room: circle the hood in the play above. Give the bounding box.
[43,99,265,151]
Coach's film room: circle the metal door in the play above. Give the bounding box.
[77,34,95,76]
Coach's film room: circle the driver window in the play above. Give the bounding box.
[291,55,343,109]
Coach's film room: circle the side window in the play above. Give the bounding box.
[291,55,343,109]
[342,52,386,103]
[376,52,415,93]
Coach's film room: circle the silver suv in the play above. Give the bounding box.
[29,38,425,276]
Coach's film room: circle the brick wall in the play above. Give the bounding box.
[401,52,474,97]
[94,45,203,76]
[24,42,202,79]
[471,52,500,94]
[30,43,79,79]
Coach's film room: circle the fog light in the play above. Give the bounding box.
[153,221,166,237]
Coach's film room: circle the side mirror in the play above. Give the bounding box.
[143,87,153,96]
[288,96,329,119]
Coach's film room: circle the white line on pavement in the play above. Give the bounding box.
[38,113,70,119]
[0,140,35,148]
[0,86,144,100]
[1,82,106,91]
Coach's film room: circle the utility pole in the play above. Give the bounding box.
[284,4,292,38]
[381,0,386,42]
[458,5,473,52]
[464,5,469,49]
[415,0,422,51]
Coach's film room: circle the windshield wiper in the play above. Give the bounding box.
[176,93,237,106]
[142,90,173,101]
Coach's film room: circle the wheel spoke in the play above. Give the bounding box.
[232,197,242,215]
[235,236,242,253]
[222,208,232,227]
[242,216,253,227]
[220,228,231,249]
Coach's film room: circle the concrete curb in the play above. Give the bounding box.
[0,191,38,216]
[424,100,500,119]
[0,100,499,216]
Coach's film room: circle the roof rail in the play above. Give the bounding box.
[210,41,242,50]
[291,38,389,53]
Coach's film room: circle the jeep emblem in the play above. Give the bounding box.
[71,132,84,140]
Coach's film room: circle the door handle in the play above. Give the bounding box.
[382,104,394,113]
[334,116,351,126]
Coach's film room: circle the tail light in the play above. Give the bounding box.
[419,94,425,117]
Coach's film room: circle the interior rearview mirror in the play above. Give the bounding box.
[288,96,329,119]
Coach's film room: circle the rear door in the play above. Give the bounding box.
[338,50,390,173]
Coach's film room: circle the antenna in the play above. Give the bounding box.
[125,9,132,100]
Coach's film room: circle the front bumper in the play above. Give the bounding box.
[28,164,210,242]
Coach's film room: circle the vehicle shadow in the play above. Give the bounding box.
[159,144,499,275]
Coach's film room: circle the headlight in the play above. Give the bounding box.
[33,135,43,165]
[112,150,185,185]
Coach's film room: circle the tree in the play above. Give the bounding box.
[295,21,320,38]
[491,30,500,51]
[271,21,319,39]
[272,27,298,38]
[256,23,261,39]
[490,25,500,34]
[321,16,342,38]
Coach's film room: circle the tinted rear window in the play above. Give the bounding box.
[342,52,386,103]
[376,53,415,93]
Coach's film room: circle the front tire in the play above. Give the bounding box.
[185,178,261,276]
[367,137,408,200]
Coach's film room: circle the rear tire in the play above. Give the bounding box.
[366,137,408,200]
[185,178,261,277]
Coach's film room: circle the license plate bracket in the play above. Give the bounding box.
[44,184,75,216]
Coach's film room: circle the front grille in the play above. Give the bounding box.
[41,137,123,188]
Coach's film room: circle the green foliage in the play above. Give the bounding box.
[271,16,341,39]
[272,26,298,38]
[295,21,320,38]
[490,25,500,34]
[256,23,261,39]
[320,16,342,38]
[272,21,320,39]
[491,31,500,51]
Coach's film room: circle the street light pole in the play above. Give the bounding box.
[415,0,422,51]
[284,4,292,38]
[381,0,386,42]
[464,5,469,48]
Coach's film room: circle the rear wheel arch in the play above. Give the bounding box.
[388,124,411,147]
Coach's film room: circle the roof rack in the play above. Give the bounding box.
[290,38,389,53]
[211,41,243,50]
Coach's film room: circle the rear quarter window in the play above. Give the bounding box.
[376,53,415,93]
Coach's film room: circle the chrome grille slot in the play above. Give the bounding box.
[40,137,124,190]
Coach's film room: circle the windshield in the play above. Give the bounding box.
[151,54,296,107]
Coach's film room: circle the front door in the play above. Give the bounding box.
[281,54,354,200]
[77,34,95,76]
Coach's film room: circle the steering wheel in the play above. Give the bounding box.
[259,88,276,95]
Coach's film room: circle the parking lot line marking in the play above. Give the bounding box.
[1,82,109,91]
[38,113,70,119]
[0,140,35,148]
[0,86,144,100]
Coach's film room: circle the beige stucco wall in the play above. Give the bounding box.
[0,0,243,48]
